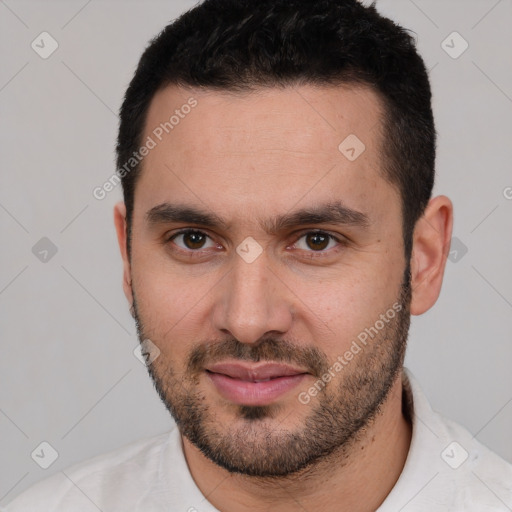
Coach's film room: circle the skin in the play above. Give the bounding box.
[114,83,453,511]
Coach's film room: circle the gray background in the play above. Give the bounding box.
[1,0,511,504]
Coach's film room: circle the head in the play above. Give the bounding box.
[114,0,452,477]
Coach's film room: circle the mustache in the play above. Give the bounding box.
[130,293,327,377]
[187,337,330,378]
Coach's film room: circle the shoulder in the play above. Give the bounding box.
[389,369,512,511]
[2,431,173,512]
[441,412,512,504]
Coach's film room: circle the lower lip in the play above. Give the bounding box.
[206,372,307,406]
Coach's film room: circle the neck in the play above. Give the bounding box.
[182,374,411,512]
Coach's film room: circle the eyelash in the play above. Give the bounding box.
[166,229,346,258]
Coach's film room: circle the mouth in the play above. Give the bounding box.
[205,362,309,406]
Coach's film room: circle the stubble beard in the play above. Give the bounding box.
[132,267,411,478]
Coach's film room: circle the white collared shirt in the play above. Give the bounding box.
[3,369,512,511]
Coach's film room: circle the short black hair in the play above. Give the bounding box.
[117,0,435,258]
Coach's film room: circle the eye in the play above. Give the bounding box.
[292,231,342,253]
[167,229,344,257]
[169,229,217,251]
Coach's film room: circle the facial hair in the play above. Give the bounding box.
[132,266,412,478]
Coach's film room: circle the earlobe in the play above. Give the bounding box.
[409,195,453,316]
[113,202,133,305]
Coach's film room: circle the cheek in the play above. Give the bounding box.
[130,256,215,351]
[291,263,403,356]
[131,231,215,306]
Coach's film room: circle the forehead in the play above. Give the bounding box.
[135,83,397,226]
[144,82,384,155]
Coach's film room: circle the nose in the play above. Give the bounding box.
[212,248,293,345]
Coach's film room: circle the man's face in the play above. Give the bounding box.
[126,84,410,476]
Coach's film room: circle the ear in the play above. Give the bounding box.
[409,195,453,316]
[113,202,133,306]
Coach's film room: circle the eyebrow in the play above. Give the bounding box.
[145,201,370,234]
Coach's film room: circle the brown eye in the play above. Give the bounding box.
[305,232,330,251]
[293,231,341,253]
[183,231,206,249]
[170,230,215,251]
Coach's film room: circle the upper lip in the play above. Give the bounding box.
[206,362,308,381]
